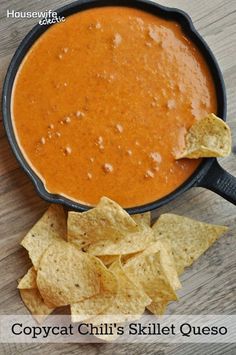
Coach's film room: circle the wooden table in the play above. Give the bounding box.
[0,0,235,354]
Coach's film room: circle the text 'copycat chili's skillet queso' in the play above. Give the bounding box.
[3,1,236,213]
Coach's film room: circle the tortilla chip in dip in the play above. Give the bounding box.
[175,113,231,159]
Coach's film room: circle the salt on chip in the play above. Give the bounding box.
[175,113,231,159]
[123,249,177,314]
[67,197,138,249]
[19,288,55,323]
[21,205,67,269]
[132,212,151,227]
[152,213,228,275]
[71,259,118,322]
[18,267,37,289]
[37,241,102,307]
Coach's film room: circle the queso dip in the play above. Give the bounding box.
[12,7,217,207]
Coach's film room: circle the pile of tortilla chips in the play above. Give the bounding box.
[18,197,228,340]
[175,113,231,159]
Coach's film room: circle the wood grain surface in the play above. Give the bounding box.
[0,0,235,354]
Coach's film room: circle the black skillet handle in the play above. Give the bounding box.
[198,160,236,205]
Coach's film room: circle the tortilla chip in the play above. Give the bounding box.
[143,241,181,290]
[132,212,151,227]
[37,241,101,307]
[71,259,118,322]
[68,197,138,250]
[123,249,177,312]
[21,205,67,269]
[18,267,37,289]
[92,259,151,324]
[147,301,168,316]
[20,288,55,323]
[87,227,154,256]
[152,213,228,274]
[175,113,231,159]
[99,252,144,266]
[98,255,119,266]
[139,241,181,315]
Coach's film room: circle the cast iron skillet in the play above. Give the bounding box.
[2,0,236,214]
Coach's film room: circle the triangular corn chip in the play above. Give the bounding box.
[37,241,102,307]
[71,260,118,322]
[19,288,55,323]
[152,213,228,274]
[141,241,181,315]
[123,248,178,315]
[92,259,151,324]
[68,197,138,249]
[21,205,67,269]
[175,113,231,159]
[132,212,151,227]
[86,227,154,256]
[18,267,37,289]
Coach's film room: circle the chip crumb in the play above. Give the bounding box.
[145,169,155,178]
[167,99,176,110]
[115,123,123,133]
[87,173,92,180]
[76,111,85,118]
[98,136,103,145]
[40,137,46,145]
[150,152,162,164]
[148,25,160,43]
[63,116,71,124]
[103,163,113,173]
[64,146,72,155]
[113,33,122,47]
[95,21,102,29]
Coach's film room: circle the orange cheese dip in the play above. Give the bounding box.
[12,7,217,208]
